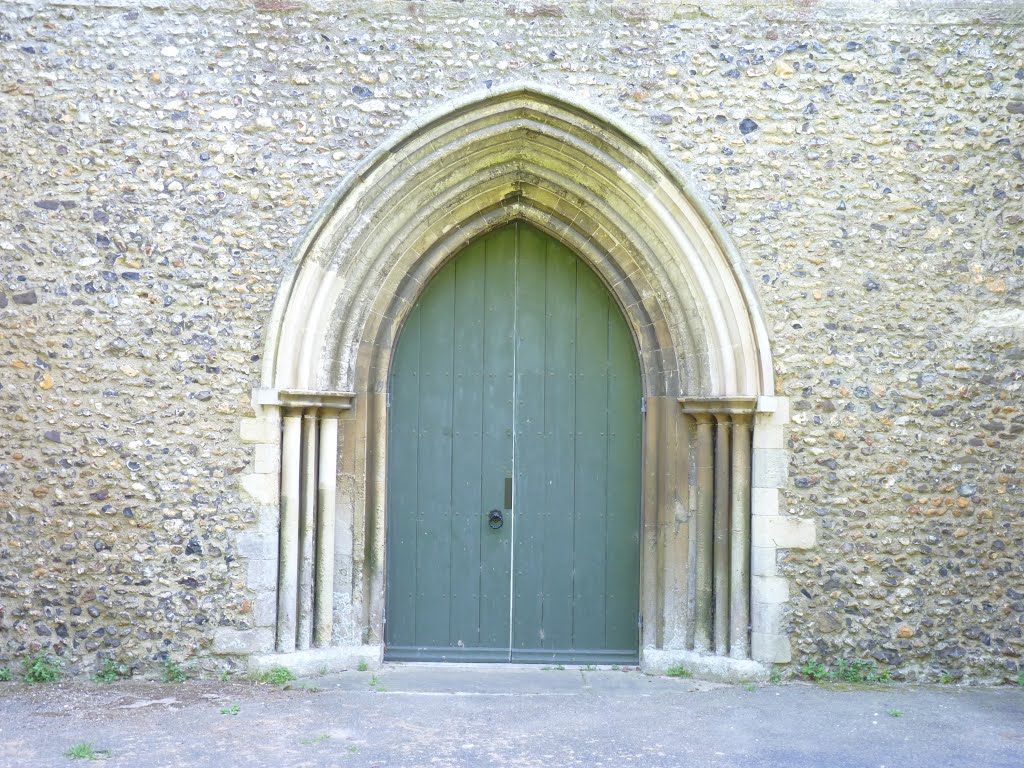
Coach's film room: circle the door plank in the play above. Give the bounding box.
[477,226,516,650]
[412,263,456,648]
[511,223,547,654]
[605,302,643,652]
[449,240,487,649]
[385,304,422,647]
[571,263,611,652]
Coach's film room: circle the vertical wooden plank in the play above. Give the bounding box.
[413,264,457,648]
[449,241,486,649]
[511,223,547,655]
[536,236,578,655]
[385,305,421,649]
[572,262,611,652]
[604,300,642,655]
[479,226,516,652]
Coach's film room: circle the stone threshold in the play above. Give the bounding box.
[249,645,768,684]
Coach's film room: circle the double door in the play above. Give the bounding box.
[384,222,641,663]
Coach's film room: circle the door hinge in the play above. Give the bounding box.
[386,390,391,409]
[641,396,646,414]
[638,613,643,630]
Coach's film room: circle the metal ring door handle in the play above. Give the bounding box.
[487,509,504,529]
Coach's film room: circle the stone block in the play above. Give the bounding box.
[750,486,779,517]
[235,531,278,560]
[246,558,279,591]
[240,472,279,504]
[752,632,792,664]
[253,592,278,628]
[752,422,785,450]
[751,575,789,605]
[641,648,768,683]
[752,515,816,550]
[212,627,275,656]
[751,600,785,635]
[254,443,280,474]
[752,448,788,488]
[248,645,381,676]
[750,545,778,577]
[240,416,279,445]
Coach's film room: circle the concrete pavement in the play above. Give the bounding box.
[0,665,1021,767]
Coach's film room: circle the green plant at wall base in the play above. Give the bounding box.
[65,743,111,760]
[939,672,957,685]
[220,703,240,715]
[665,664,691,679]
[769,668,783,685]
[834,658,886,684]
[0,666,11,682]
[160,659,187,683]
[800,658,889,684]
[1017,671,1023,687]
[888,708,903,718]
[254,666,295,685]
[94,659,130,683]
[799,661,829,682]
[22,653,61,684]
[356,660,369,672]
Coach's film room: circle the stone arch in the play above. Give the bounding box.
[238,84,807,680]
[261,83,773,400]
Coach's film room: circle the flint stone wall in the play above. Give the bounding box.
[0,0,1021,681]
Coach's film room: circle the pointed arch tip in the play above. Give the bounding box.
[261,81,776,400]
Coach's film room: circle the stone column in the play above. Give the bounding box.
[277,408,303,653]
[712,413,731,656]
[314,408,340,647]
[297,410,319,651]
[680,397,757,660]
[265,391,354,655]
[692,413,715,652]
[729,412,752,660]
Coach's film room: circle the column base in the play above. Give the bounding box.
[641,648,769,684]
[248,645,382,677]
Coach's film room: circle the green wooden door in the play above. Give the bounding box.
[385,222,641,664]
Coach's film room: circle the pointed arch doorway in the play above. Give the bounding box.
[241,84,804,680]
[385,222,642,664]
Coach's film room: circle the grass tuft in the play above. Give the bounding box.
[253,666,296,685]
[65,743,111,760]
[665,664,691,679]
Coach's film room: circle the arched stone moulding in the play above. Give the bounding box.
[227,83,813,681]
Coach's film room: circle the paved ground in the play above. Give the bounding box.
[0,665,1022,767]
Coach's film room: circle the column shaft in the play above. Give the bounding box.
[730,414,753,659]
[276,410,303,653]
[693,414,715,651]
[712,414,731,656]
[314,410,339,647]
[296,410,318,651]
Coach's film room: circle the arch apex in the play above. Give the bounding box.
[262,84,774,400]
